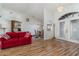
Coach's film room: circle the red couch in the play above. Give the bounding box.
[0,32,32,49]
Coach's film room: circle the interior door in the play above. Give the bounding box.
[70,20,79,41]
[59,21,65,39]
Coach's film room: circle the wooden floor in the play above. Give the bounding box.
[0,39,79,56]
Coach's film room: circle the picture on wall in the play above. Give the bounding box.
[47,24,52,31]
[26,18,29,22]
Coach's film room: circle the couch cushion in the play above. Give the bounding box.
[6,32,18,38]
[19,37,30,43]
[19,37,28,40]
[3,38,18,44]
[17,32,26,37]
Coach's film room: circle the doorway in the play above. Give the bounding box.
[59,21,65,39]
[70,19,79,42]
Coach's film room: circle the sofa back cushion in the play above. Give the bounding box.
[17,32,26,37]
[6,32,18,38]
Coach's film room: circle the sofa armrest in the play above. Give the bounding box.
[30,35,32,37]
[0,38,4,49]
[0,38,5,45]
[0,38,5,41]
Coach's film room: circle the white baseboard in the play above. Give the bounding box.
[58,38,79,44]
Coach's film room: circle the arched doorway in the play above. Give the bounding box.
[58,12,79,43]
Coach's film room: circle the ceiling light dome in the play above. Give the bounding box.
[57,5,64,12]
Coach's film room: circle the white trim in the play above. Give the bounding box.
[59,38,79,44]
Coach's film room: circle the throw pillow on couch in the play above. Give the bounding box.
[24,32,31,37]
[0,34,11,40]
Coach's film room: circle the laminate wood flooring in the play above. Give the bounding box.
[0,39,79,56]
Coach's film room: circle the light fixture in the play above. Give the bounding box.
[57,5,64,12]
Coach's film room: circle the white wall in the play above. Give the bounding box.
[0,7,42,35]
[44,9,54,40]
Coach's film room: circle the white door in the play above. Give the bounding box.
[70,19,79,42]
[59,21,65,39]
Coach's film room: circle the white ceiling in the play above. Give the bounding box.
[0,3,73,22]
